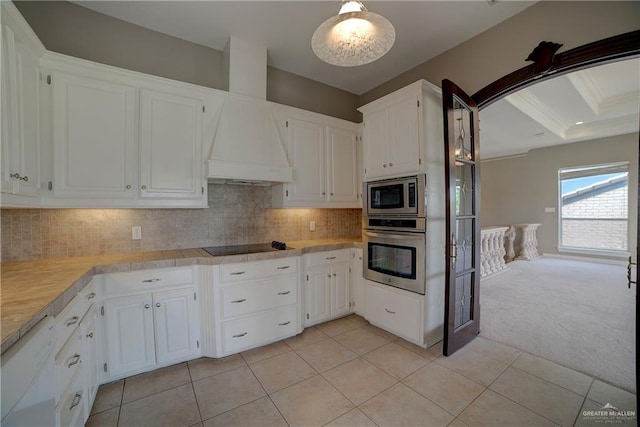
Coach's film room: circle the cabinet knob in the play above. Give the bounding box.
[389,163,393,167]
[86,332,94,339]
[322,192,326,195]
[144,304,150,309]
[330,192,333,196]
[383,164,387,168]
[156,302,161,308]
[327,274,331,278]
[9,173,20,179]
[141,185,147,190]
[333,273,336,277]
[86,292,96,300]
[20,175,28,182]
[126,185,131,189]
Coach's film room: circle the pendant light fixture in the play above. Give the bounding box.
[312,0,395,67]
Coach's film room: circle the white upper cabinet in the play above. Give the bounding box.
[272,112,360,208]
[1,3,44,204]
[52,71,137,199]
[139,89,203,200]
[360,83,425,180]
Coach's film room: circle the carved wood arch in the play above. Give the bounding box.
[472,29,640,109]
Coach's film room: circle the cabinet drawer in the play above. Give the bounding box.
[55,295,90,353]
[305,249,350,267]
[56,369,85,427]
[103,267,194,296]
[221,276,297,319]
[219,258,297,283]
[222,306,298,354]
[55,328,83,400]
[366,284,422,343]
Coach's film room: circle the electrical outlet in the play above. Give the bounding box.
[310,221,316,231]
[545,207,556,213]
[132,226,142,240]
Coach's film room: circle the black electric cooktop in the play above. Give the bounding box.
[202,241,289,257]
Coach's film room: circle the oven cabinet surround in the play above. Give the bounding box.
[351,248,366,316]
[304,249,352,326]
[358,80,443,181]
[200,257,302,358]
[54,279,98,426]
[271,110,360,208]
[0,1,44,205]
[95,266,200,383]
[42,53,217,208]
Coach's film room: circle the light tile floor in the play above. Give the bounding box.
[87,315,637,427]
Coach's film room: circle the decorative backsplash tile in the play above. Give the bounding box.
[1,185,362,262]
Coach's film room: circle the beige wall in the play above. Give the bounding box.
[1,185,361,262]
[480,133,638,260]
[359,1,640,106]
[14,1,361,122]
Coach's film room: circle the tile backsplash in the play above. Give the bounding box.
[1,185,362,262]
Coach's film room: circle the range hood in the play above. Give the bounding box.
[207,37,293,185]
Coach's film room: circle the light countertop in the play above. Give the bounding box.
[1,238,361,353]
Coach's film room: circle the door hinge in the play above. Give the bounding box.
[417,100,420,108]
[202,186,204,195]
[197,340,200,349]
[202,106,205,113]
[194,292,197,301]
[286,120,289,127]
[419,158,422,165]
[48,181,53,191]
[103,363,108,373]
[306,313,309,320]
[349,267,352,273]
[306,274,309,281]
[286,190,289,197]
[47,75,51,85]
[100,306,104,316]
[364,168,367,175]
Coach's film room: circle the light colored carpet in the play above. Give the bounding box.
[479,257,636,393]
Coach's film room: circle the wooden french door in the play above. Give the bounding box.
[442,79,481,356]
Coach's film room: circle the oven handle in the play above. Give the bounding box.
[364,230,425,241]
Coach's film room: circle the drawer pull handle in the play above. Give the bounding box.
[142,278,161,283]
[67,354,81,368]
[277,266,291,270]
[230,271,246,275]
[277,291,291,295]
[86,332,94,339]
[326,256,337,260]
[231,299,247,303]
[232,332,247,338]
[66,316,79,327]
[278,321,291,326]
[384,308,396,315]
[86,292,96,300]
[69,393,82,410]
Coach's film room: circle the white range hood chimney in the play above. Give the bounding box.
[207,36,292,184]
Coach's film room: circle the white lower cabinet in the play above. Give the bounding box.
[351,248,366,316]
[205,257,302,358]
[365,281,424,346]
[98,266,200,382]
[304,249,351,326]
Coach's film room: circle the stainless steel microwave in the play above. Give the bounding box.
[365,175,426,217]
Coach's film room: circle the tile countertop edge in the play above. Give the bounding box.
[1,238,362,353]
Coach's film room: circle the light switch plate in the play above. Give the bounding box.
[310,221,316,231]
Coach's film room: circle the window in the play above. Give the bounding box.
[559,162,629,252]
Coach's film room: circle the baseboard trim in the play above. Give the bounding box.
[542,253,627,266]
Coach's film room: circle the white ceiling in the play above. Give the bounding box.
[72,1,638,158]
[73,0,535,95]
[480,58,640,159]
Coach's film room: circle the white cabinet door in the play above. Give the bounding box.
[331,263,351,318]
[81,307,98,422]
[362,108,388,179]
[1,23,41,198]
[327,126,358,203]
[287,118,325,202]
[305,267,331,326]
[52,72,136,199]
[351,249,366,316]
[103,294,155,379]
[153,288,199,364]
[139,89,203,200]
[387,94,420,176]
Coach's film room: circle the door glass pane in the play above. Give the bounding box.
[456,163,475,216]
[454,273,474,329]
[455,218,474,271]
[453,97,474,162]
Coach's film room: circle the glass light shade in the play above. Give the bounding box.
[312,4,395,67]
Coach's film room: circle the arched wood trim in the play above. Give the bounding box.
[472,30,640,109]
